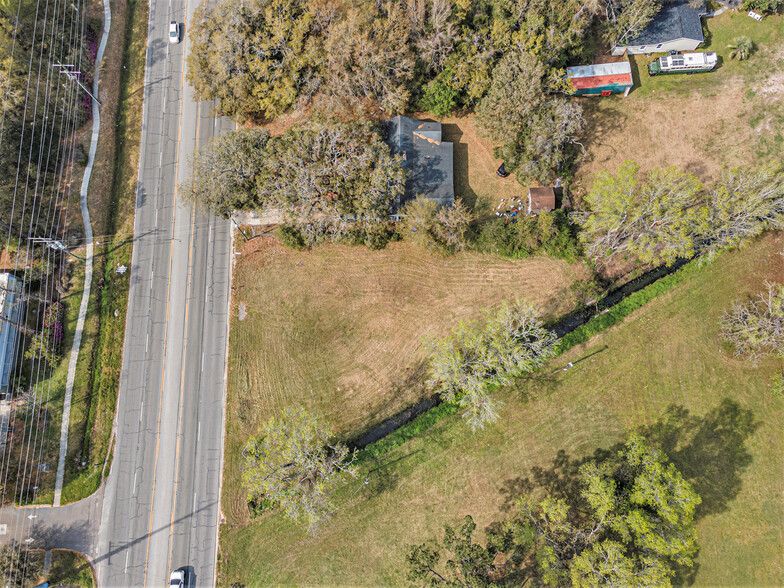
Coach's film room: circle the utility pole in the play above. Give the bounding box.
[224,208,249,241]
[53,63,101,106]
[28,237,86,261]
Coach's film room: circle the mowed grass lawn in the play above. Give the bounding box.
[224,239,590,523]
[219,233,784,586]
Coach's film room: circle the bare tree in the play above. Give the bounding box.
[604,0,662,46]
[702,164,784,258]
[399,197,471,252]
[719,282,784,361]
[427,300,557,431]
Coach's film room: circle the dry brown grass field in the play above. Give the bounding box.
[225,238,590,524]
[573,12,784,195]
[220,233,784,587]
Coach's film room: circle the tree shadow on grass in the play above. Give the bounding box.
[498,445,618,515]
[500,398,758,518]
[361,449,424,498]
[640,398,759,520]
[495,398,759,585]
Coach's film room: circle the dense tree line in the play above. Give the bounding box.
[407,434,701,587]
[574,161,784,267]
[187,0,669,183]
[1,0,92,243]
[187,0,667,121]
[187,120,405,247]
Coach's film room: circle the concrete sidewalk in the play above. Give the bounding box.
[53,0,111,508]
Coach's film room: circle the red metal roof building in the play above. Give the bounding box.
[567,62,633,96]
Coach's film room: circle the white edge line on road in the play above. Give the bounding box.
[212,211,234,580]
[95,0,155,577]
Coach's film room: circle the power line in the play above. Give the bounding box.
[0,0,87,580]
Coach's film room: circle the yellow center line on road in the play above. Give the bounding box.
[142,8,190,584]
[165,100,202,576]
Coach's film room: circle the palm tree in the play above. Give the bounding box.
[727,36,753,60]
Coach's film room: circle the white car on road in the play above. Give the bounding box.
[169,21,180,44]
[169,568,186,587]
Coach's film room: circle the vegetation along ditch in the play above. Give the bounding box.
[349,255,700,460]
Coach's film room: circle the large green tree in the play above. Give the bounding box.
[702,164,784,258]
[242,407,357,535]
[187,0,319,120]
[261,120,405,246]
[407,435,700,586]
[523,435,701,587]
[187,120,405,247]
[323,4,415,113]
[187,128,271,212]
[475,52,549,144]
[496,98,585,184]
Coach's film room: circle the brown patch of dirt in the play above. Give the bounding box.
[436,113,522,215]
[574,78,755,196]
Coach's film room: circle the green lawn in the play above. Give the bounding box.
[223,239,589,527]
[47,549,96,587]
[630,11,784,99]
[218,233,784,586]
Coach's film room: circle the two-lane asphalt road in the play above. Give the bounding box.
[95,0,231,583]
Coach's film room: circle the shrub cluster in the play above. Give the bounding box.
[472,209,581,262]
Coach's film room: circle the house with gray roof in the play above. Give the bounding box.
[612,0,708,56]
[385,116,454,214]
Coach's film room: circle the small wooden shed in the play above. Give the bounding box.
[527,187,558,216]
